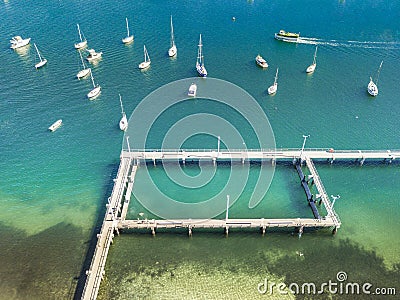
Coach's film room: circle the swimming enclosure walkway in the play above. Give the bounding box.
[80,148,399,300]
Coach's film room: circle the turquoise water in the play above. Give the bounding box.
[0,0,399,299]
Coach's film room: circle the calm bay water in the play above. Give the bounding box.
[0,0,399,299]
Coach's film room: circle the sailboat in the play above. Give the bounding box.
[367,61,383,97]
[87,71,101,99]
[138,45,151,69]
[119,94,128,131]
[74,24,87,49]
[34,43,47,69]
[168,15,177,57]
[268,68,279,95]
[196,34,207,77]
[122,17,134,44]
[77,50,91,79]
[306,46,318,74]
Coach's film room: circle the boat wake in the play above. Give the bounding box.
[298,37,400,49]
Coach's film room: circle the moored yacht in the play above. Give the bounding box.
[86,48,102,62]
[188,83,197,97]
[255,54,268,68]
[196,34,207,77]
[367,61,383,97]
[74,24,87,49]
[10,36,31,49]
[48,119,62,132]
[268,68,279,95]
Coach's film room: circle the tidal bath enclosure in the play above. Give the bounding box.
[79,147,399,300]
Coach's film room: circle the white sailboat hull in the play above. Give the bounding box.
[77,68,91,79]
[168,45,177,57]
[87,86,101,99]
[139,61,151,69]
[367,80,378,96]
[119,116,128,131]
[268,83,278,95]
[196,62,207,77]
[74,40,87,49]
[122,36,134,44]
[35,59,47,69]
[306,64,316,73]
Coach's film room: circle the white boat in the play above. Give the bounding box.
[306,46,318,74]
[122,17,134,44]
[34,43,47,69]
[255,54,268,68]
[196,34,207,77]
[138,45,151,69]
[367,61,383,97]
[86,48,102,62]
[188,83,197,97]
[77,51,91,79]
[119,94,128,131]
[268,68,279,95]
[48,119,62,132]
[74,24,87,49]
[168,15,177,57]
[87,71,101,99]
[274,30,300,43]
[10,36,31,49]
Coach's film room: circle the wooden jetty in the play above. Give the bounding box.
[80,147,399,300]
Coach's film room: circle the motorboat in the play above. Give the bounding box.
[86,48,102,62]
[48,119,62,132]
[274,30,300,43]
[188,83,197,97]
[10,36,31,49]
[255,54,268,68]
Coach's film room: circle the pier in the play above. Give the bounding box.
[79,148,399,300]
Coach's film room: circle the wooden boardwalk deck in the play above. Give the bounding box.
[124,148,400,163]
[81,156,132,300]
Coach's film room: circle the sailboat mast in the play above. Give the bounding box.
[77,24,83,42]
[34,43,42,61]
[198,34,203,66]
[170,15,175,47]
[376,60,383,84]
[79,51,86,68]
[313,46,318,65]
[126,18,130,37]
[119,94,125,114]
[90,71,96,88]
